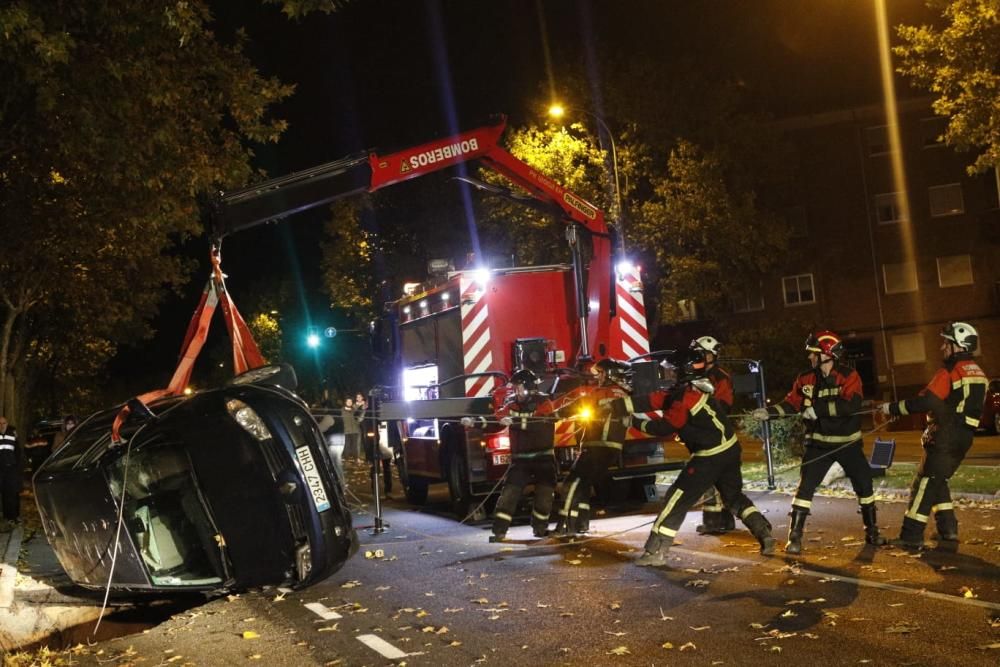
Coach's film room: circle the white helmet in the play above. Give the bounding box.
[690,335,721,357]
[941,321,978,352]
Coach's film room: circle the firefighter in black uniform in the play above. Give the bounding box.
[753,331,886,553]
[879,322,987,548]
[631,350,776,566]
[554,358,631,536]
[490,369,558,541]
[689,336,737,535]
[0,416,21,530]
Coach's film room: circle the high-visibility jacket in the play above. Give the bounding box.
[0,426,19,467]
[628,385,736,457]
[888,352,987,431]
[706,364,734,416]
[769,364,863,447]
[498,394,557,458]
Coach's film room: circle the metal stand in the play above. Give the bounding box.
[751,360,777,490]
[367,388,389,535]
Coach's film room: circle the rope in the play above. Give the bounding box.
[92,435,134,636]
[766,415,898,475]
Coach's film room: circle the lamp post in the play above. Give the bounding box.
[548,104,626,256]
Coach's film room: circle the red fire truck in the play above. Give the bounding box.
[215,116,687,518]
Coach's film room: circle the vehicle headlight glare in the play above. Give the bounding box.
[226,399,272,441]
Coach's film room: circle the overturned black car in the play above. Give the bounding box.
[34,365,358,594]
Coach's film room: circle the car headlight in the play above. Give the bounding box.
[226,399,272,441]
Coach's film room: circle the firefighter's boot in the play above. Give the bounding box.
[575,502,591,534]
[744,512,776,555]
[635,533,673,567]
[888,517,925,549]
[932,510,959,542]
[785,508,808,555]
[860,504,887,545]
[697,508,736,535]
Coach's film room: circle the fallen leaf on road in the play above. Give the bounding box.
[785,599,805,605]
[685,579,710,588]
[661,642,674,649]
[749,623,766,629]
[885,623,919,634]
[690,626,711,631]
[658,607,674,621]
[242,631,260,640]
[376,585,391,591]
[415,610,429,618]
[679,642,697,651]
[960,586,977,599]
[604,631,627,637]
[937,565,957,571]
[887,603,904,607]
[537,602,550,608]
[768,646,782,653]
[317,624,339,632]
[444,607,464,613]
[780,610,797,618]
[976,642,1000,650]
[567,559,583,565]
[341,580,362,588]
[560,612,575,618]
[248,654,262,660]
[471,598,489,604]
[448,641,462,647]
[609,601,622,610]
[808,598,827,604]
[606,646,631,656]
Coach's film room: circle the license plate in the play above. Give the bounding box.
[492,453,510,466]
[295,446,331,512]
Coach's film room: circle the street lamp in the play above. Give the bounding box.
[548,103,626,256]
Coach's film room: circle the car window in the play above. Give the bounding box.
[108,444,224,586]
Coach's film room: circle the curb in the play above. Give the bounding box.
[1,526,23,609]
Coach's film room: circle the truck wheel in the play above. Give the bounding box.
[395,446,428,505]
[447,453,483,521]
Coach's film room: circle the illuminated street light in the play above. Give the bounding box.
[547,103,626,256]
[306,331,321,349]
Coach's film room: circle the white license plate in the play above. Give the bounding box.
[492,453,511,466]
[295,446,331,512]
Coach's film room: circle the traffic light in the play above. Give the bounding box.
[306,328,321,349]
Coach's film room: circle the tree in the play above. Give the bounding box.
[0,1,325,426]
[896,0,1000,173]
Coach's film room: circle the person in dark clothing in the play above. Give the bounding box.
[753,330,886,553]
[879,322,987,548]
[554,358,632,536]
[688,336,737,536]
[631,350,776,565]
[491,369,558,541]
[0,416,21,530]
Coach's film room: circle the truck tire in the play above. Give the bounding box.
[395,446,428,505]
[447,452,484,521]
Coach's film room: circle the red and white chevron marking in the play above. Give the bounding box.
[611,265,650,360]
[460,276,495,397]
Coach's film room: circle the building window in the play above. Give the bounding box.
[928,183,964,217]
[785,206,809,238]
[782,274,815,306]
[920,117,947,148]
[676,299,699,322]
[875,192,906,224]
[891,332,925,365]
[864,125,890,156]
[883,261,918,294]
[936,254,973,288]
[732,283,764,313]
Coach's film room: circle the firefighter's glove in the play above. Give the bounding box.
[801,406,817,421]
[499,416,513,427]
[460,417,474,427]
[751,408,770,421]
[630,417,650,433]
[597,397,615,407]
[878,403,892,416]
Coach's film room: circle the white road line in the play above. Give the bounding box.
[357,634,408,659]
[669,546,1000,612]
[304,602,342,620]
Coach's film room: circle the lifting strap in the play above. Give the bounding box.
[112,246,266,443]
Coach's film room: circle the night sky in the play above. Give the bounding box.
[114,0,937,393]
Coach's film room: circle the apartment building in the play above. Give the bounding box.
[726,97,1000,400]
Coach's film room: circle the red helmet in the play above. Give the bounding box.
[805,330,843,359]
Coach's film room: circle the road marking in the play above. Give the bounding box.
[357,634,408,659]
[304,602,342,620]
[670,546,1000,612]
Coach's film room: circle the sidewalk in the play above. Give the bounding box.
[0,492,117,653]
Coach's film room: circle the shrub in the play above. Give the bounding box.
[735,414,805,465]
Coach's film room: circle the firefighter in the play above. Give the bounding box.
[879,322,987,548]
[753,331,886,553]
[631,349,775,565]
[490,369,558,541]
[689,336,737,536]
[554,358,631,536]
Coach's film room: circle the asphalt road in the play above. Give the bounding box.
[53,457,1000,666]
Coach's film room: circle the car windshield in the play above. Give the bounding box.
[108,443,224,586]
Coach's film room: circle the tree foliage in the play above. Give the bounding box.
[0,1,302,423]
[896,0,1000,173]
